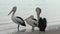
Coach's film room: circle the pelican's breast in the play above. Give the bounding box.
[11,16,18,24]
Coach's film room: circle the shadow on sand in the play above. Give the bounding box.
[11,29,46,34]
[11,29,26,34]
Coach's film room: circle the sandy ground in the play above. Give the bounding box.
[0,24,60,34]
[11,27,60,34]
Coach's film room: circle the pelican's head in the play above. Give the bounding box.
[8,6,17,15]
[36,7,41,15]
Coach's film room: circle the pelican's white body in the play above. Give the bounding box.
[25,16,38,27]
[11,16,24,24]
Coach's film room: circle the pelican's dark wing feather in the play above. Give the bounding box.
[16,16,24,22]
[32,18,38,26]
[16,16,26,26]
[33,23,37,26]
[32,18,37,21]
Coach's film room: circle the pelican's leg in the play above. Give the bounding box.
[17,24,19,32]
[32,26,34,31]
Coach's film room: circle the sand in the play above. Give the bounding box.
[11,27,60,34]
[0,25,60,34]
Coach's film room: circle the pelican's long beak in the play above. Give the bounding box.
[8,6,17,15]
[8,11,13,15]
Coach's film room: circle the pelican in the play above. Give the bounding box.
[25,15,38,30]
[8,6,26,32]
[25,7,41,30]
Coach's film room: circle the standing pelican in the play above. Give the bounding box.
[8,6,26,32]
[25,15,38,30]
[25,7,41,30]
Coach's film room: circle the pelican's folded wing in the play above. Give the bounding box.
[15,16,25,24]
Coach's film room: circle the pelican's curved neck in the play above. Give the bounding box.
[12,12,15,18]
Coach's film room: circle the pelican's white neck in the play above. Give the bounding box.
[12,12,15,18]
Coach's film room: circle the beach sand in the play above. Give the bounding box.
[0,24,60,34]
[11,27,60,34]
